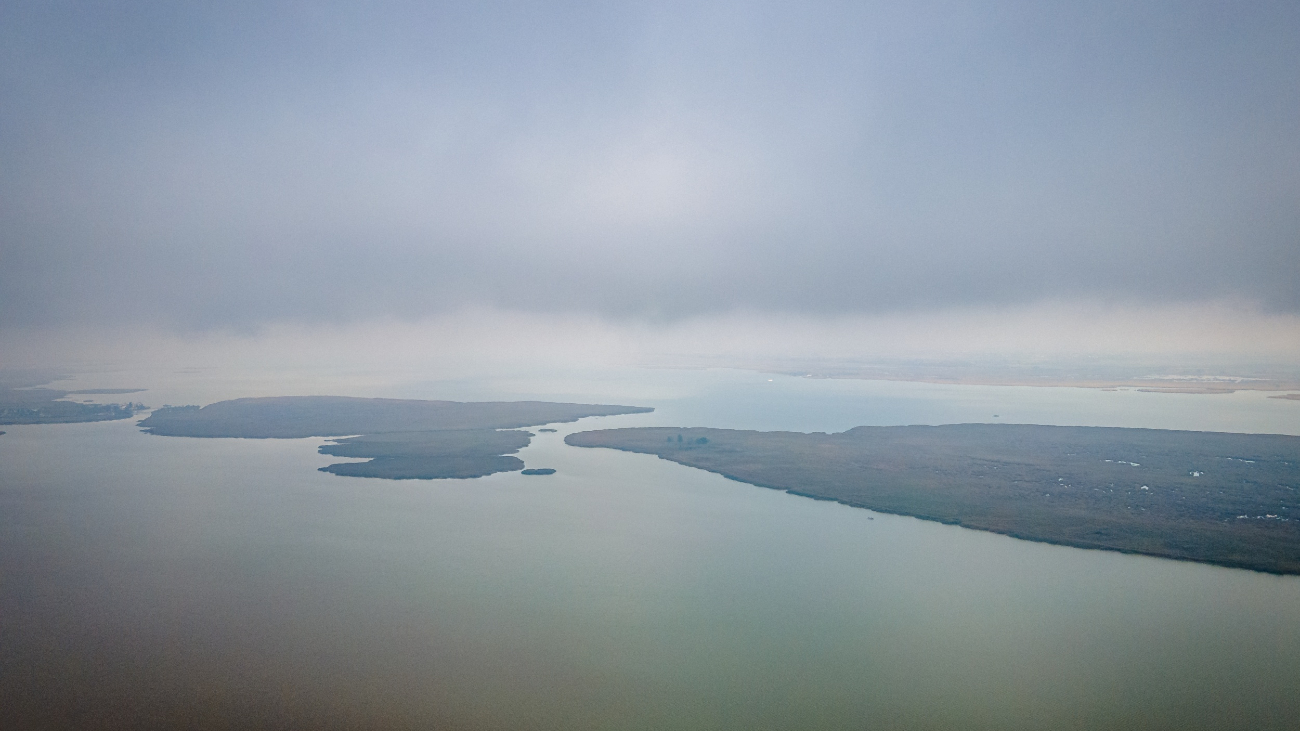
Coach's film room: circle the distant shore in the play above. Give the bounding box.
[0,387,147,425]
[781,370,1300,394]
[751,365,1300,394]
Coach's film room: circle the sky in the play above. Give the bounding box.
[2,1,1298,363]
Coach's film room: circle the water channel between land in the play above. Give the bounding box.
[1,367,1297,730]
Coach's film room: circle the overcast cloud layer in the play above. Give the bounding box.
[2,1,1298,329]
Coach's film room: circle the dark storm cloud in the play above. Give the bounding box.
[2,1,1298,327]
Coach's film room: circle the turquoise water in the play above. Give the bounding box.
[2,368,1298,729]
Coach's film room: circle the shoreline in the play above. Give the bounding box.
[776,372,1300,394]
[567,425,1300,575]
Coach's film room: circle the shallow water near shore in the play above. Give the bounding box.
[2,367,1298,729]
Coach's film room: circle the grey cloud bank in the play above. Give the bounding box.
[2,1,1298,329]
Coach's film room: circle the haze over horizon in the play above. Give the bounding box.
[3,1,1298,366]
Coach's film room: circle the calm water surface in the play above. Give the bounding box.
[2,368,1298,730]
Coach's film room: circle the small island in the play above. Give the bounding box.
[318,429,534,479]
[521,468,557,475]
[566,424,1300,574]
[140,396,651,479]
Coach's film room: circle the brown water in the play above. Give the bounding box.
[2,368,1298,729]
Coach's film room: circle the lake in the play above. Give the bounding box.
[2,367,1298,730]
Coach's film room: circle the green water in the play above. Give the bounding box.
[2,369,1298,729]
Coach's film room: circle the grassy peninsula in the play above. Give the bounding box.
[566,424,1300,574]
[140,396,651,479]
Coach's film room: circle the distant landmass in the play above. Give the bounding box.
[662,357,1300,394]
[140,396,652,479]
[0,387,147,425]
[566,425,1300,574]
[0,370,69,390]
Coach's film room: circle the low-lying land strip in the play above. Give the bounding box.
[566,424,1300,574]
[318,429,533,479]
[673,358,1300,394]
[140,396,652,479]
[0,387,147,425]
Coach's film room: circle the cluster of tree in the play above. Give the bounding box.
[666,434,709,445]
